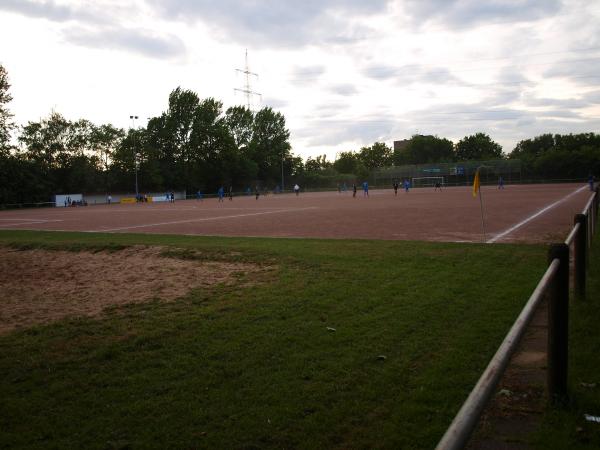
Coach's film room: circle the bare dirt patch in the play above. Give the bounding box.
[0,246,266,334]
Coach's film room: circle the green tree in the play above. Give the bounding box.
[90,124,125,192]
[455,133,503,161]
[145,113,175,190]
[249,107,291,186]
[18,112,101,194]
[19,112,71,171]
[509,134,555,160]
[509,133,600,179]
[333,151,357,174]
[190,97,235,189]
[358,142,392,170]
[0,64,14,155]
[305,155,331,172]
[225,106,254,152]
[394,135,454,165]
[332,151,368,179]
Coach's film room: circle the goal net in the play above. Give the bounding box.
[411,176,444,187]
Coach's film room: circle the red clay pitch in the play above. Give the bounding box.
[0,184,592,244]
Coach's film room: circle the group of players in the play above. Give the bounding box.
[198,175,517,203]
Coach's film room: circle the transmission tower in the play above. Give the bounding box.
[235,49,261,111]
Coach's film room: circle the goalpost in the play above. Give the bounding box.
[411,176,444,188]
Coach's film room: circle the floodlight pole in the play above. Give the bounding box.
[130,115,139,198]
[281,151,284,192]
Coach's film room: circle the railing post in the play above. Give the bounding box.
[592,186,600,232]
[588,212,592,248]
[547,243,569,402]
[548,244,569,401]
[574,214,587,299]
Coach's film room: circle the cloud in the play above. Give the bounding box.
[0,0,74,21]
[294,116,396,146]
[149,0,389,47]
[543,56,600,85]
[263,97,288,109]
[0,0,119,25]
[63,27,186,59]
[311,101,352,117]
[287,65,327,87]
[523,95,589,109]
[478,68,534,105]
[0,1,182,59]
[329,83,358,96]
[535,109,583,119]
[402,0,563,29]
[362,64,460,85]
[583,90,600,104]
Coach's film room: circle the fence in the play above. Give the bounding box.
[372,159,522,188]
[436,186,599,450]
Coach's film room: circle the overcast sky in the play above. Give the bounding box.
[1,0,599,160]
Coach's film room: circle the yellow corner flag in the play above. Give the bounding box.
[472,169,480,197]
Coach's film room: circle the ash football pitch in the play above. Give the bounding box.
[0,183,591,243]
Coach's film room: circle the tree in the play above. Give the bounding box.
[333,151,358,174]
[249,107,291,185]
[0,64,14,155]
[17,112,102,194]
[455,133,503,161]
[225,106,254,152]
[19,112,71,171]
[358,142,392,170]
[305,155,331,172]
[90,124,125,192]
[509,133,600,179]
[509,134,555,160]
[393,135,454,164]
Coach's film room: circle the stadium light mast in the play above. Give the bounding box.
[130,115,139,198]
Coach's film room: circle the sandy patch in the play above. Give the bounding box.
[0,246,265,334]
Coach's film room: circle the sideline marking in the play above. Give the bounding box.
[95,207,319,232]
[0,218,63,227]
[0,218,63,222]
[487,185,588,243]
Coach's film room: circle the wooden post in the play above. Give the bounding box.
[547,243,569,401]
[574,214,587,300]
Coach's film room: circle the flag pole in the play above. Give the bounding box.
[472,166,486,243]
[478,184,486,243]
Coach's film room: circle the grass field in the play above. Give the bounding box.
[0,230,551,449]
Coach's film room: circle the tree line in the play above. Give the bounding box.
[1,63,599,204]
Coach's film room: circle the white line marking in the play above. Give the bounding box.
[94,207,319,232]
[0,219,64,227]
[487,185,588,243]
[0,218,63,222]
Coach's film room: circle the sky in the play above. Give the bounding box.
[1,0,600,160]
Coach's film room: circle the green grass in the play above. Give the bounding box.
[532,226,600,449]
[0,230,549,449]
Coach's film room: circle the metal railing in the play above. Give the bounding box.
[436,185,599,450]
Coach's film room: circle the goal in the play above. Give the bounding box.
[411,176,444,188]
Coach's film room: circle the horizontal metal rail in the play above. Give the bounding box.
[565,222,580,247]
[582,193,595,215]
[435,259,561,450]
